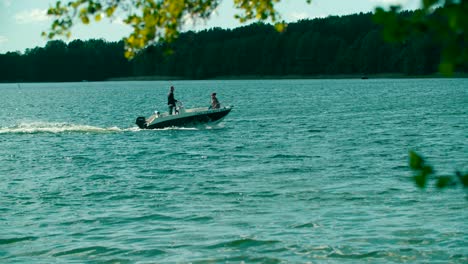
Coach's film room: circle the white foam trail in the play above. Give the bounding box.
[0,122,126,134]
[158,127,198,131]
[0,121,227,134]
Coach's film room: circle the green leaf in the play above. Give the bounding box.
[81,15,90,24]
[105,7,115,17]
[456,172,468,187]
[414,174,427,188]
[421,165,433,176]
[436,176,452,188]
[274,22,286,32]
[409,151,424,170]
[88,5,96,14]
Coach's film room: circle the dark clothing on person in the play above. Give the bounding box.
[211,93,220,109]
[211,97,220,109]
[168,90,178,115]
[168,92,177,106]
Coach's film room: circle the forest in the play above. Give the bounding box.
[0,11,459,82]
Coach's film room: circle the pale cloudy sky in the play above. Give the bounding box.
[0,0,420,53]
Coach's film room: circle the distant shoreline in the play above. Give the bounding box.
[2,73,467,83]
[108,73,468,81]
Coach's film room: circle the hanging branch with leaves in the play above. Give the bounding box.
[409,151,468,189]
[43,0,312,58]
[374,0,468,74]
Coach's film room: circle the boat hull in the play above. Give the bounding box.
[137,107,232,129]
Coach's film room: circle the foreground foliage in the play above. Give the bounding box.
[409,151,468,190]
[374,0,468,74]
[44,0,311,59]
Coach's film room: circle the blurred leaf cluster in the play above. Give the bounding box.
[409,151,468,189]
[374,0,468,74]
[43,0,309,59]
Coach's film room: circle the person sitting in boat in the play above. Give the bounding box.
[167,86,178,115]
[210,92,220,109]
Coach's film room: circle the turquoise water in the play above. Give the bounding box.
[0,79,467,263]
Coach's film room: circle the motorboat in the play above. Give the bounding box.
[135,102,233,129]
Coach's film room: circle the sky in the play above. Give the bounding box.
[0,0,420,54]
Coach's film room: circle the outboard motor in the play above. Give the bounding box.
[135,116,147,129]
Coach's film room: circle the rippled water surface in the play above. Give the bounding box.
[0,79,467,263]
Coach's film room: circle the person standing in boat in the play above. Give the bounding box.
[210,92,220,109]
[167,86,178,115]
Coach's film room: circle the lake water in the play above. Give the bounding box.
[0,79,467,263]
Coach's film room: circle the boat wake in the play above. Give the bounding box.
[0,122,134,134]
[0,121,226,134]
[155,123,226,131]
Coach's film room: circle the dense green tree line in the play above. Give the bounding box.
[0,39,130,82]
[1,11,460,82]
